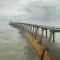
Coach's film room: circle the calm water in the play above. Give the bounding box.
[0,20,60,60]
[0,21,38,60]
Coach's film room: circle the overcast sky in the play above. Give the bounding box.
[0,0,60,21]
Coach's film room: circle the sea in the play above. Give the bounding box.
[0,19,60,60]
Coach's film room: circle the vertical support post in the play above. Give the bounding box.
[39,28,44,43]
[36,27,39,39]
[46,30,53,52]
[30,25,31,33]
[46,29,47,38]
[26,25,28,32]
[31,26,33,36]
[35,27,38,38]
[32,26,34,36]
[34,26,38,39]
[29,25,30,32]
[23,24,25,32]
[28,25,29,32]
[49,30,53,42]
[53,30,55,42]
[41,28,44,39]
[37,28,39,35]
[37,27,39,35]
[33,26,35,38]
[25,25,27,31]
[27,25,29,32]
[34,27,37,39]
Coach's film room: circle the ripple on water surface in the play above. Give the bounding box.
[0,23,38,60]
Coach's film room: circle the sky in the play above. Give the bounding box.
[0,0,60,22]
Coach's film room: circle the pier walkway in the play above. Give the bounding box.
[9,22,60,60]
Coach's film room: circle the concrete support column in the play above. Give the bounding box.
[32,26,34,36]
[48,30,53,42]
[29,25,32,33]
[53,30,55,42]
[39,28,44,43]
[28,25,30,32]
[35,27,39,39]
[46,29,47,38]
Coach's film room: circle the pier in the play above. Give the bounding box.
[9,22,60,60]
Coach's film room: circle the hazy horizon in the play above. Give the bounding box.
[0,0,60,24]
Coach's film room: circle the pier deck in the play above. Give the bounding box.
[9,22,60,60]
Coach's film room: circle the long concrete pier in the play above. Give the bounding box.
[9,22,60,60]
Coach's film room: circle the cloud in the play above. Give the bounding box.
[0,0,60,21]
[0,0,31,16]
[20,0,60,21]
